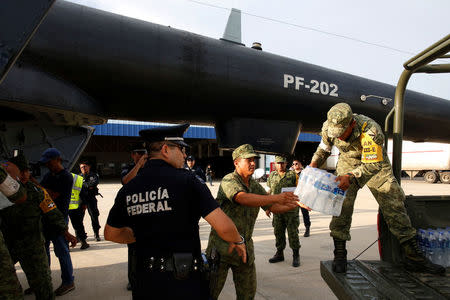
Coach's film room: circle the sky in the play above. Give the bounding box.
[68,0,450,99]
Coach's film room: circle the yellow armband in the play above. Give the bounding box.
[360,123,383,163]
[39,187,57,213]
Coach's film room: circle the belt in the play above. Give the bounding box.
[146,255,203,273]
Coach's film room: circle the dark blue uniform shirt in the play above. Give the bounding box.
[40,169,72,218]
[185,165,206,183]
[80,171,99,204]
[120,162,138,185]
[107,159,219,257]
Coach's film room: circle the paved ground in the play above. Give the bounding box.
[16,178,450,300]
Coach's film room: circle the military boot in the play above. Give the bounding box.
[269,249,284,263]
[304,226,310,237]
[95,231,101,241]
[292,249,300,267]
[332,238,347,273]
[401,238,445,274]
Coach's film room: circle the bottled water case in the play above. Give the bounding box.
[294,166,346,216]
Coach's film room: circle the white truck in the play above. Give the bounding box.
[324,141,450,184]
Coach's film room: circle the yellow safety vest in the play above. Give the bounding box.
[70,173,83,210]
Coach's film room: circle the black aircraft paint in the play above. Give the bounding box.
[1,1,449,154]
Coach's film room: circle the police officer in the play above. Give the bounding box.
[267,155,302,267]
[68,171,90,250]
[0,163,27,300]
[310,102,445,274]
[121,142,147,291]
[121,142,148,185]
[105,124,247,300]
[206,144,303,300]
[205,164,213,186]
[1,155,76,299]
[79,161,101,241]
[185,155,206,183]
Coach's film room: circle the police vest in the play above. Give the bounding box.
[70,173,83,210]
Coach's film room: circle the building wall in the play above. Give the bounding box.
[84,121,321,177]
[78,135,235,178]
[78,136,141,176]
[79,135,318,179]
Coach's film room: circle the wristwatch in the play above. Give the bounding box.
[234,235,245,245]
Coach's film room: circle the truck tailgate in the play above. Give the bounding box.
[321,260,450,299]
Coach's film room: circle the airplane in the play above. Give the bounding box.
[1,0,449,172]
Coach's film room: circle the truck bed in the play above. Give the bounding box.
[321,260,450,300]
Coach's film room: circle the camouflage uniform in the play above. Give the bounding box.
[311,103,416,243]
[206,144,269,300]
[0,166,25,300]
[267,168,299,251]
[0,226,23,300]
[1,178,67,300]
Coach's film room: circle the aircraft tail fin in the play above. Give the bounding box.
[221,8,243,45]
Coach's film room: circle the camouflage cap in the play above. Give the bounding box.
[327,102,353,138]
[8,154,29,171]
[232,144,260,160]
[275,156,287,163]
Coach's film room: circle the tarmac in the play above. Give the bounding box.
[16,178,450,300]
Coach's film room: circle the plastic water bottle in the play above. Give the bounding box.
[423,230,430,260]
[445,227,450,267]
[417,229,426,253]
[321,173,335,215]
[435,231,445,266]
[427,229,438,263]
[327,171,344,215]
[301,167,313,208]
[295,167,309,207]
[320,171,333,213]
[306,168,321,209]
[331,188,345,216]
[421,229,427,253]
[307,169,319,209]
[294,167,345,216]
[313,171,328,212]
[322,190,334,215]
[295,169,306,195]
[433,229,441,264]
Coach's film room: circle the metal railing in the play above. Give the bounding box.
[388,34,450,183]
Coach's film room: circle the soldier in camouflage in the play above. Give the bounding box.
[0,163,27,300]
[206,144,301,300]
[0,230,23,300]
[267,156,302,267]
[310,102,445,275]
[0,155,77,299]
